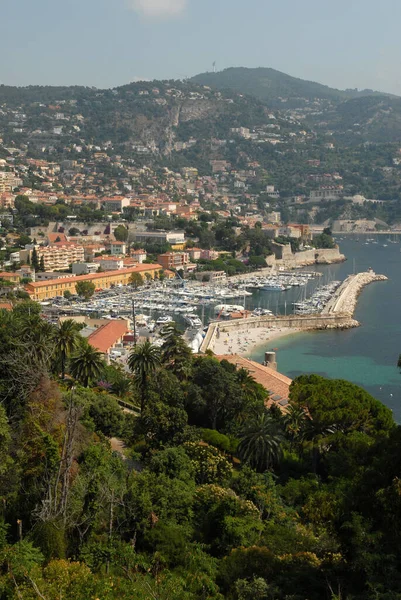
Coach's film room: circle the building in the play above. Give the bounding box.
[83,244,107,261]
[110,241,127,255]
[132,230,186,246]
[93,257,124,271]
[87,319,130,362]
[269,211,281,224]
[230,127,251,139]
[34,244,85,271]
[278,226,302,239]
[25,263,165,301]
[187,247,202,260]
[0,171,23,193]
[195,270,226,283]
[309,186,343,201]
[266,185,280,199]
[157,252,189,270]
[101,197,131,212]
[72,263,100,275]
[130,249,147,263]
[35,272,77,281]
[0,272,20,283]
[200,249,219,260]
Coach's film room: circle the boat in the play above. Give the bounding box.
[214,304,244,314]
[184,314,203,328]
[261,283,286,291]
[156,315,173,326]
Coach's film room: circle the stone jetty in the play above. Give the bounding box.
[322,270,388,316]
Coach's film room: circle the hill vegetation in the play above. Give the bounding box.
[0,303,401,598]
[191,67,392,107]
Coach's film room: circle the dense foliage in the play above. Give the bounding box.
[0,304,399,599]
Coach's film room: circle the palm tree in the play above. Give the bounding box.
[128,341,161,412]
[69,343,105,387]
[238,412,283,472]
[20,318,57,366]
[299,418,335,474]
[55,320,81,379]
[282,404,308,451]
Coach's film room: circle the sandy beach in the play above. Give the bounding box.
[212,326,302,356]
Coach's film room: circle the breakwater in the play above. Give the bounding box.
[322,271,388,315]
[201,270,387,354]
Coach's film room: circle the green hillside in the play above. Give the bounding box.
[191,67,392,108]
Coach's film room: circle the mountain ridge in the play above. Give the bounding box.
[191,66,397,107]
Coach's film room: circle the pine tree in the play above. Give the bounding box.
[39,256,45,272]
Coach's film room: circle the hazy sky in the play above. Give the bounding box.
[2,0,401,93]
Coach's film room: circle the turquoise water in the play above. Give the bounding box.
[249,237,401,420]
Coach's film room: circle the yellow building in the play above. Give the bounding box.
[25,264,167,301]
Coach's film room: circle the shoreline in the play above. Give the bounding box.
[212,326,302,356]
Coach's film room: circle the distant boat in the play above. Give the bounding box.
[261,284,286,291]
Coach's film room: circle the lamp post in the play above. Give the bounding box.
[132,299,137,347]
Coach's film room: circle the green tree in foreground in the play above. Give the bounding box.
[55,319,81,379]
[76,280,96,299]
[128,341,161,412]
[69,343,105,387]
[238,412,283,472]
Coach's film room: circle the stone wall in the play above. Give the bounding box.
[271,242,293,260]
[277,246,345,269]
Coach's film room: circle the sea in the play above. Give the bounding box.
[248,236,401,421]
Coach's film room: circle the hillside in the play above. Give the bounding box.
[309,95,401,143]
[191,67,401,144]
[0,79,305,173]
[191,67,391,108]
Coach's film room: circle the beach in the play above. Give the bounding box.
[212,325,301,356]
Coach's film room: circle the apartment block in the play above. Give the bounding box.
[36,244,85,271]
[0,171,22,193]
[157,252,189,270]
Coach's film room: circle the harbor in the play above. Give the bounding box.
[201,270,387,355]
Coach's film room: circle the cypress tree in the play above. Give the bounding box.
[31,247,39,271]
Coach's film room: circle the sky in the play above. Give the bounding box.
[2,0,401,94]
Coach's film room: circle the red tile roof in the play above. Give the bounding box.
[87,320,129,354]
[0,302,13,311]
[216,354,292,412]
[48,233,68,243]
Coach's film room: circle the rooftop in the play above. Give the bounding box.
[87,320,129,354]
